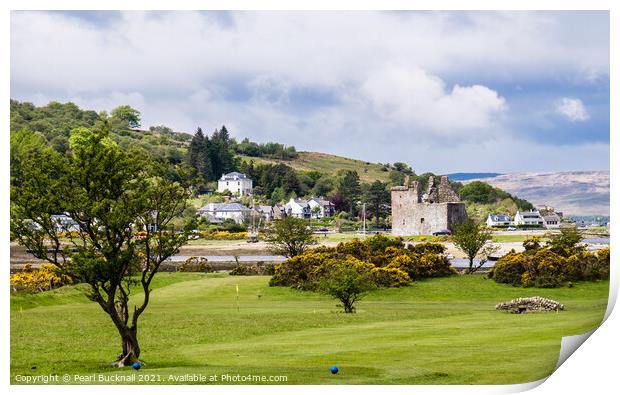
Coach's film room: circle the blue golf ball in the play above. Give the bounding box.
[132,362,141,370]
[330,365,339,374]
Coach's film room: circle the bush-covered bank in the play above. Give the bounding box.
[269,234,455,291]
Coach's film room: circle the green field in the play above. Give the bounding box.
[11,274,608,384]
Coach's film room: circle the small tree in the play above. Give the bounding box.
[546,227,584,257]
[11,124,192,367]
[317,263,375,313]
[365,180,390,226]
[451,220,498,274]
[311,205,322,218]
[265,216,317,257]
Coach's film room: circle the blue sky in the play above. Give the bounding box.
[10,11,609,173]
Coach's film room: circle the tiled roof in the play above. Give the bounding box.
[219,172,249,181]
[200,202,251,212]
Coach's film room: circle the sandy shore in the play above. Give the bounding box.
[10,240,526,272]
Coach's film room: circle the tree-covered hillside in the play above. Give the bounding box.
[10,99,533,223]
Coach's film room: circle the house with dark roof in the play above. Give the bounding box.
[543,213,562,228]
[308,197,335,218]
[253,205,275,222]
[284,198,311,218]
[514,210,544,227]
[217,172,253,196]
[50,214,80,232]
[486,214,512,227]
[198,202,251,224]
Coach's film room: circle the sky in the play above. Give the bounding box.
[10,10,610,174]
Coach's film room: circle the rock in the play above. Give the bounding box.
[495,296,564,313]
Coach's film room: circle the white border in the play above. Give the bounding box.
[2,1,617,395]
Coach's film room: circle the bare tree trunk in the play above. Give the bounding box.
[112,326,140,367]
[468,257,475,274]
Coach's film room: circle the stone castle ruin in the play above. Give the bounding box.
[391,175,468,236]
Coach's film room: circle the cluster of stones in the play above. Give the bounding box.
[495,296,565,314]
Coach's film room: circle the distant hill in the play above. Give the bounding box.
[465,171,610,216]
[447,172,502,181]
[239,152,393,183]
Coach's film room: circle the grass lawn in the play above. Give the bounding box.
[10,274,608,385]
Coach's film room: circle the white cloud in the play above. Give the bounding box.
[9,11,609,172]
[358,65,507,139]
[555,97,590,122]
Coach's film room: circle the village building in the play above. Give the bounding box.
[284,198,312,218]
[198,202,251,224]
[253,205,275,222]
[50,214,80,233]
[542,213,562,228]
[486,214,512,227]
[307,197,335,218]
[391,175,468,236]
[217,172,253,196]
[514,210,544,227]
[272,204,287,220]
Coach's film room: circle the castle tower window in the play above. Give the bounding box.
[421,218,425,223]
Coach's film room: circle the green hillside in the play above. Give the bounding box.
[239,152,392,183]
[10,99,533,214]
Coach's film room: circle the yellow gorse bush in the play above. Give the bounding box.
[270,234,455,290]
[10,264,73,293]
[200,230,248,240]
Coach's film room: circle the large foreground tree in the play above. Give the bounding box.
[11,123,193,367]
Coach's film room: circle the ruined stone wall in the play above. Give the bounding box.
[391,175,467,236]
[446,203,468,230]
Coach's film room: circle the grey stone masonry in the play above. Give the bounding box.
[391,175,467,236]
[496,297,564,313]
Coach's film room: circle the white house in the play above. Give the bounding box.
[285,198,311,218]
[514,210,544,227]
[198,202,251,224]
[50,214,80,233]
[217,172,253,196]
[543,213,562,228]
[307,197,335,218]
[486,214,512,227]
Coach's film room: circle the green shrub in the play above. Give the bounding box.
[269,252,327,289]
[365,234,404,254]
[335,239,370,260]
[178,257,213,272]
[230,263,276,276]
[522,236,542,251]
[491,246,609,288]
[490,251,528,286]
[271,236,456,292]
[408,242,446,255]
[546,227,585,257]
[315,261,375,313]
[525,250,566,288]
[597,247,611,278]
[370,267,411,288]
[387,254,422,280]
[418,253,456,278]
